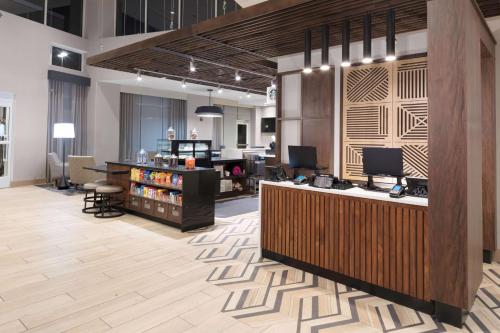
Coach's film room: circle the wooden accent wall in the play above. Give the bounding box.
[482,50,497,253]
[277,69,335,172]
[428,0,496,311]
[106,164,130,203]
[261,185,430,301]
[342,57,428,181]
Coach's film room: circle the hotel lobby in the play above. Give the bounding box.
[0,0,499,332]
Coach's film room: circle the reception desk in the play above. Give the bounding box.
[259,181,432,313]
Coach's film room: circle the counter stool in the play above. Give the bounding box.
[94,185,124,218]
[82,180,107,214]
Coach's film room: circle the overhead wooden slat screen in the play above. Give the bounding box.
[342,57,428,181]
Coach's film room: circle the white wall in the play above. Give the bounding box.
[277,29,428,176]
[0,11,88,183]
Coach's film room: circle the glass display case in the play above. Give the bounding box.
[157,139,172,156]
[171,140,212,167]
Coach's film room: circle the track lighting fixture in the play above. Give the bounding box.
[341,20,351,68]
[181,79,187,88]
[271,78,276,89]
[303,29,312,74]
[362,14,373,64]
[136,70,143,81]
[320,25,330,71]
[386,9,396,62]
[235,71,242,81]
[246,90,251,98]
[189,57,196,72]
[217,85,223,94]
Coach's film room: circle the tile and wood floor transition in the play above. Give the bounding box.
[0,186,498,333]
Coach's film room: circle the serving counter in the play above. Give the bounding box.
[259,180,432,314]
[106,161,217,232]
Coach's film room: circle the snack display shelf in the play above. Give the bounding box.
[129,193,182,207]
[130,179,182,191]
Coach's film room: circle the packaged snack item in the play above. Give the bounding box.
[140,169,144,180]
[172,174,178,186]
[177,175,183,187]
[165,172,172,185]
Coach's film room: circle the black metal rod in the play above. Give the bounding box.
[321,25,329,68]
[342,20,350,64]
[386,9,396,58]
[304,29,312,71]
[363,14,372,60]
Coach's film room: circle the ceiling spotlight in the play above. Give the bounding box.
[303,29,312,74]
[235,71,242,81]
[320,25,330,71]
[341,20,351,68]
[136,70,143,81]
[57,51,68,58]
[246,90,251,98]
[217,85,223,94]
[181,79,187,88]
[386,9,397,62]
[362,14,373,64]
[271,79,276,89]
[189,57,196,72]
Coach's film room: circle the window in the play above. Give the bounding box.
[47,0,83,36]
[217,0,241,16]
[237,123,248,149]
[116,0,146,36]
[147,0,178,32]
[51,46,82,71]
[181,0,215,28]
[0,0,45,24]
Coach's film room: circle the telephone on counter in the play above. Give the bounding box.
[293,175,309,185]
[311,174,337,188]
[389,184,406,198]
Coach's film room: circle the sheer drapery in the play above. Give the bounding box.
[46,79,88,180]
[119,93,187,160]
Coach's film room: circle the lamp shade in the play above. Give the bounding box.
[53,123,75,139]
[195,105,224,118]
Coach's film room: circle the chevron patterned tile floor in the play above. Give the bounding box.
[186,212,500,333]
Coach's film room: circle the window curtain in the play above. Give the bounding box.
[119,93,187,160]
[46,79,88,181]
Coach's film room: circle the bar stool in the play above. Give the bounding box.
[81,180,107,214]
[94,185,124,218]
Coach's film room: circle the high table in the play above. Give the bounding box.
[259,181,432,316]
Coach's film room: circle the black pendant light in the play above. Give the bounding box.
[386,9,396,61]
[362,14,373,64]
[195,89,223,118]
[303,29,312,74]
[341,20,351,67]
[320,25,330,71]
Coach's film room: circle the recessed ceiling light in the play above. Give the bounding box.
[189,58,196,72]
[235,71,242,82]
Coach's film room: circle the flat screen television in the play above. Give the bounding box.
[261,117,276,133]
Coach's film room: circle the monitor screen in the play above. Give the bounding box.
[261,117,276,133]
[288,146,317,170]
[362,147,404,177]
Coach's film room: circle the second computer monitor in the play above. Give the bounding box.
[362,147,404,177]
[288,146,317,170]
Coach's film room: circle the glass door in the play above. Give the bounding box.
[0,104,11,188]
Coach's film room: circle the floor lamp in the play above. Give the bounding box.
[53,123,74,190]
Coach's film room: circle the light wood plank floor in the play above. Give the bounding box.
[0,186,261,333]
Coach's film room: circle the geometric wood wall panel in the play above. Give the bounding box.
[344,64,392,104]
[345,105,390,140]
[342,56,428,181]
[395,102,428,141]
[395,59,428,101]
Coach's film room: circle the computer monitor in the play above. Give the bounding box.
[288,146,317,170]
[362,147,404,187]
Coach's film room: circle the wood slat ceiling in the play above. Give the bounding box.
[87,0,500,94]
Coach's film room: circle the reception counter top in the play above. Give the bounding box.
[260,180,428,207]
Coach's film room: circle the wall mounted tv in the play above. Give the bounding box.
[261,117,276,133]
